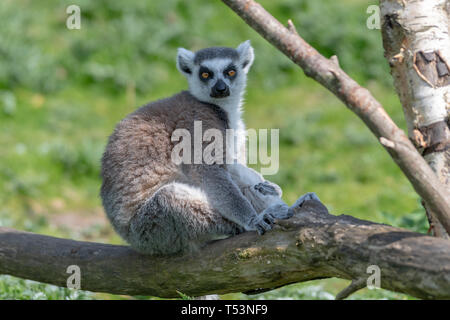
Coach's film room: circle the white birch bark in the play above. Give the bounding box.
[380,0,450,237]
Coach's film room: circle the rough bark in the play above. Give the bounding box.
[0,200,449,299]
[380,0,450,238]
[220,0,450,235]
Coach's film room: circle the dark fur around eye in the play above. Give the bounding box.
[199,66,213,81]
[224,64,237,79]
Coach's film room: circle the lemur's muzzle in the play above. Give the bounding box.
[210,79,230,98]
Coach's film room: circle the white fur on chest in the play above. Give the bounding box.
[220,100,247,165]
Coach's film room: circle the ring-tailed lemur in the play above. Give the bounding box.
[101,41,317,255]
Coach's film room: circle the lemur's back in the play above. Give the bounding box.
[101,91,229,238]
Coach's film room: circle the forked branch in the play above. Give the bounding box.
[221,0,450,234]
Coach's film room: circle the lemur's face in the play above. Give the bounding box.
[176,41,254,106]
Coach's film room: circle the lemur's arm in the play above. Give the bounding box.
[227,163,291,219]
[183,164,284,234]
[228,162,265,188]
[199,165,279,233]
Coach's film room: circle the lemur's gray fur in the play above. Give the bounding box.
[101,41,297,255]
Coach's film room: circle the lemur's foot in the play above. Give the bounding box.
[291,192,321,209]
[254,181,282,197]
[262,202,292,220]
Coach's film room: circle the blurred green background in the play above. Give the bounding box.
[0,0,428,300]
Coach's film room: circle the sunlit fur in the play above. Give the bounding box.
[176,41,254,131]
[101,41,290,256]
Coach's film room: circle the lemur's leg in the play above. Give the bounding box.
[194,165,278,234]
[128,182,242,255]
[228,163,291,219]
[128,165,295,255]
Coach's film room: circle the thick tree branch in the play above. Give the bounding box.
[220,0,450,234]
[335,278,367,300]
[0,200,449,299]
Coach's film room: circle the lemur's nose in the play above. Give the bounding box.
[211,79,230,98]
[215,80,227,92]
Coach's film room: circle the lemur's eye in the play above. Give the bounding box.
[227,70,236,77]
[201,72,210,79]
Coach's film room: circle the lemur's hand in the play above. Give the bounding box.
[254,181,282,197]
[246,212,275,235]
[242,179,285,215]
[246,202,292,235]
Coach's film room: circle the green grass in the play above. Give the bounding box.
[0,0,428,300]
[223,279,415,300]
[0,275,93,300]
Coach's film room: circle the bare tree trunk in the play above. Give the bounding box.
[1,200,449,299]
[380,0,450,238]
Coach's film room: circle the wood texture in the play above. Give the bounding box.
[380,0,450,238]
[0,200,449,299]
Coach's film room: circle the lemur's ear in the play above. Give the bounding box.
[236,40,254,73]
[176,48,195,76]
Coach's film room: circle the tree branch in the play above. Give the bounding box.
[0,200,449,299]
[220,0,450,234]
[335,278,366,300]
